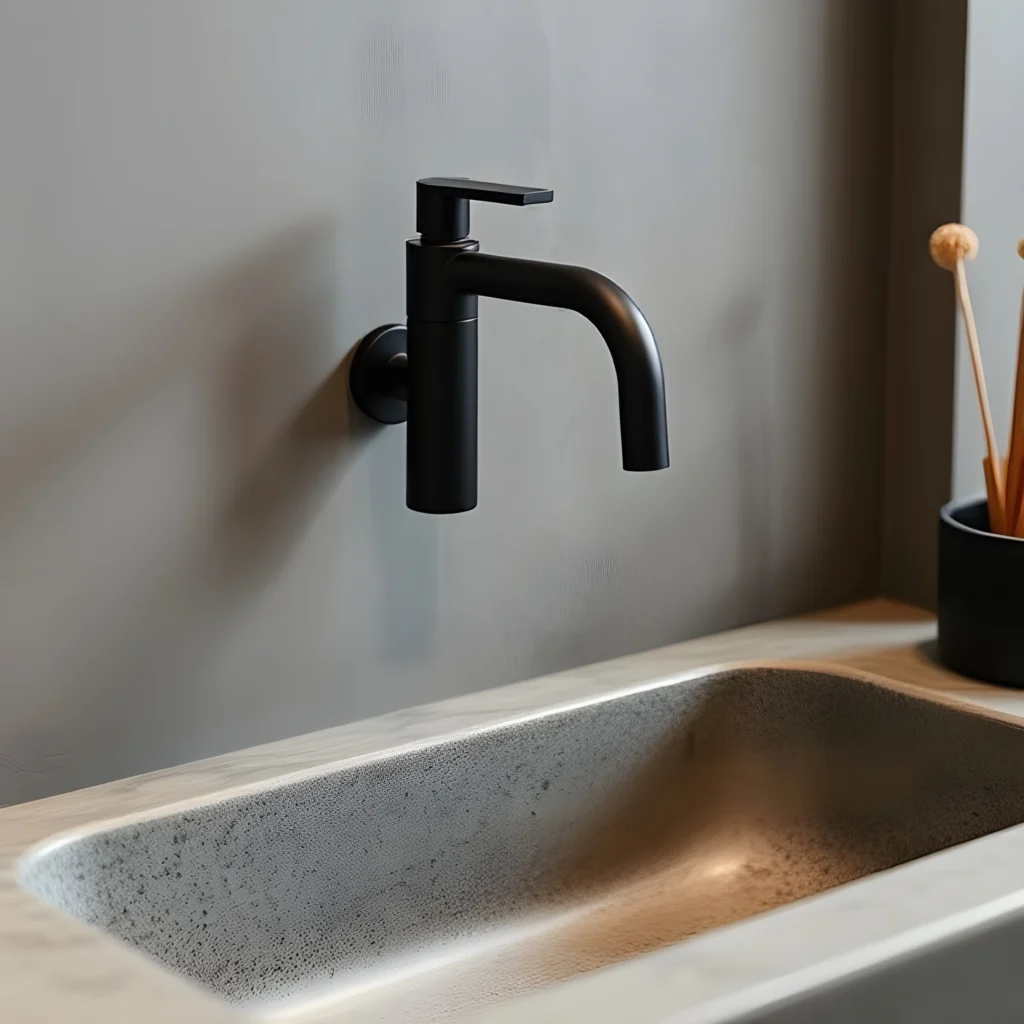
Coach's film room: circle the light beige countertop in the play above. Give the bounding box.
[3,598,1024,1023]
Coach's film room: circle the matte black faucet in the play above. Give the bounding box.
[349,177,669,513]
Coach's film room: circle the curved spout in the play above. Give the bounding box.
[447,252,669,471]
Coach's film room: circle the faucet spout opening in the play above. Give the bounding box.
[447,252,669,471]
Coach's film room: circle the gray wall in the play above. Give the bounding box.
[954,0,1024,499]
[0,1,892,804]
[881,0,966,610]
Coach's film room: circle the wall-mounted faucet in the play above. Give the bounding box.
[349,177,669,513]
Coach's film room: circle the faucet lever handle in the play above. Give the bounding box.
[416,177,553,245]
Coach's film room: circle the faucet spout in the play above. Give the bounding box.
[447,252,669,472]
[348,177,671,513]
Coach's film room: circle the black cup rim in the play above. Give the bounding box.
[940,495,1024,545]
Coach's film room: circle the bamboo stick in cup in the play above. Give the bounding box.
[930,223,1007,534]
[1005,239,1024,536]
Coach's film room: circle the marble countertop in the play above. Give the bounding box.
[3,598,1023,1023]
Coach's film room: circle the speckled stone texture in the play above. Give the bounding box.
[20,667,1024,1019]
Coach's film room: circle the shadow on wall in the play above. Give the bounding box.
[0,220,361,537]
[718,290,772,627]
[0,220,388,802]
[801,0,889,606]
[713,0,889,625]
[213,344,374,591]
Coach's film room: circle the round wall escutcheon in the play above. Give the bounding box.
[349,324,408,424]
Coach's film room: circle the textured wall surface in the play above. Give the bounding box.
[0,0,891,804]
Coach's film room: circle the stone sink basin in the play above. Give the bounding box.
[19,665,1024,1022]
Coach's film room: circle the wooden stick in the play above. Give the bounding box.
[954,259,1006,532]
[984,456,1007,534]
[1008,275,1024,535]
[1015,476,1024,538]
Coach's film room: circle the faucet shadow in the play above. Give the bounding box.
[212,347,374,591]
[0,219,338,534]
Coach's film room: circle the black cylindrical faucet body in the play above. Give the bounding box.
[405,237,481,513]
[406,318,479,513]
[350,178,669,514]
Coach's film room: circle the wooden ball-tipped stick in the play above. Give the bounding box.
[930,223,1007,534]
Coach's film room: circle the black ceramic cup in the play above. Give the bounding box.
[938,496,1024,687]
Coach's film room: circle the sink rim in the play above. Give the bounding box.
[4,603,1020,1024]
[17,658,1024,1023]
